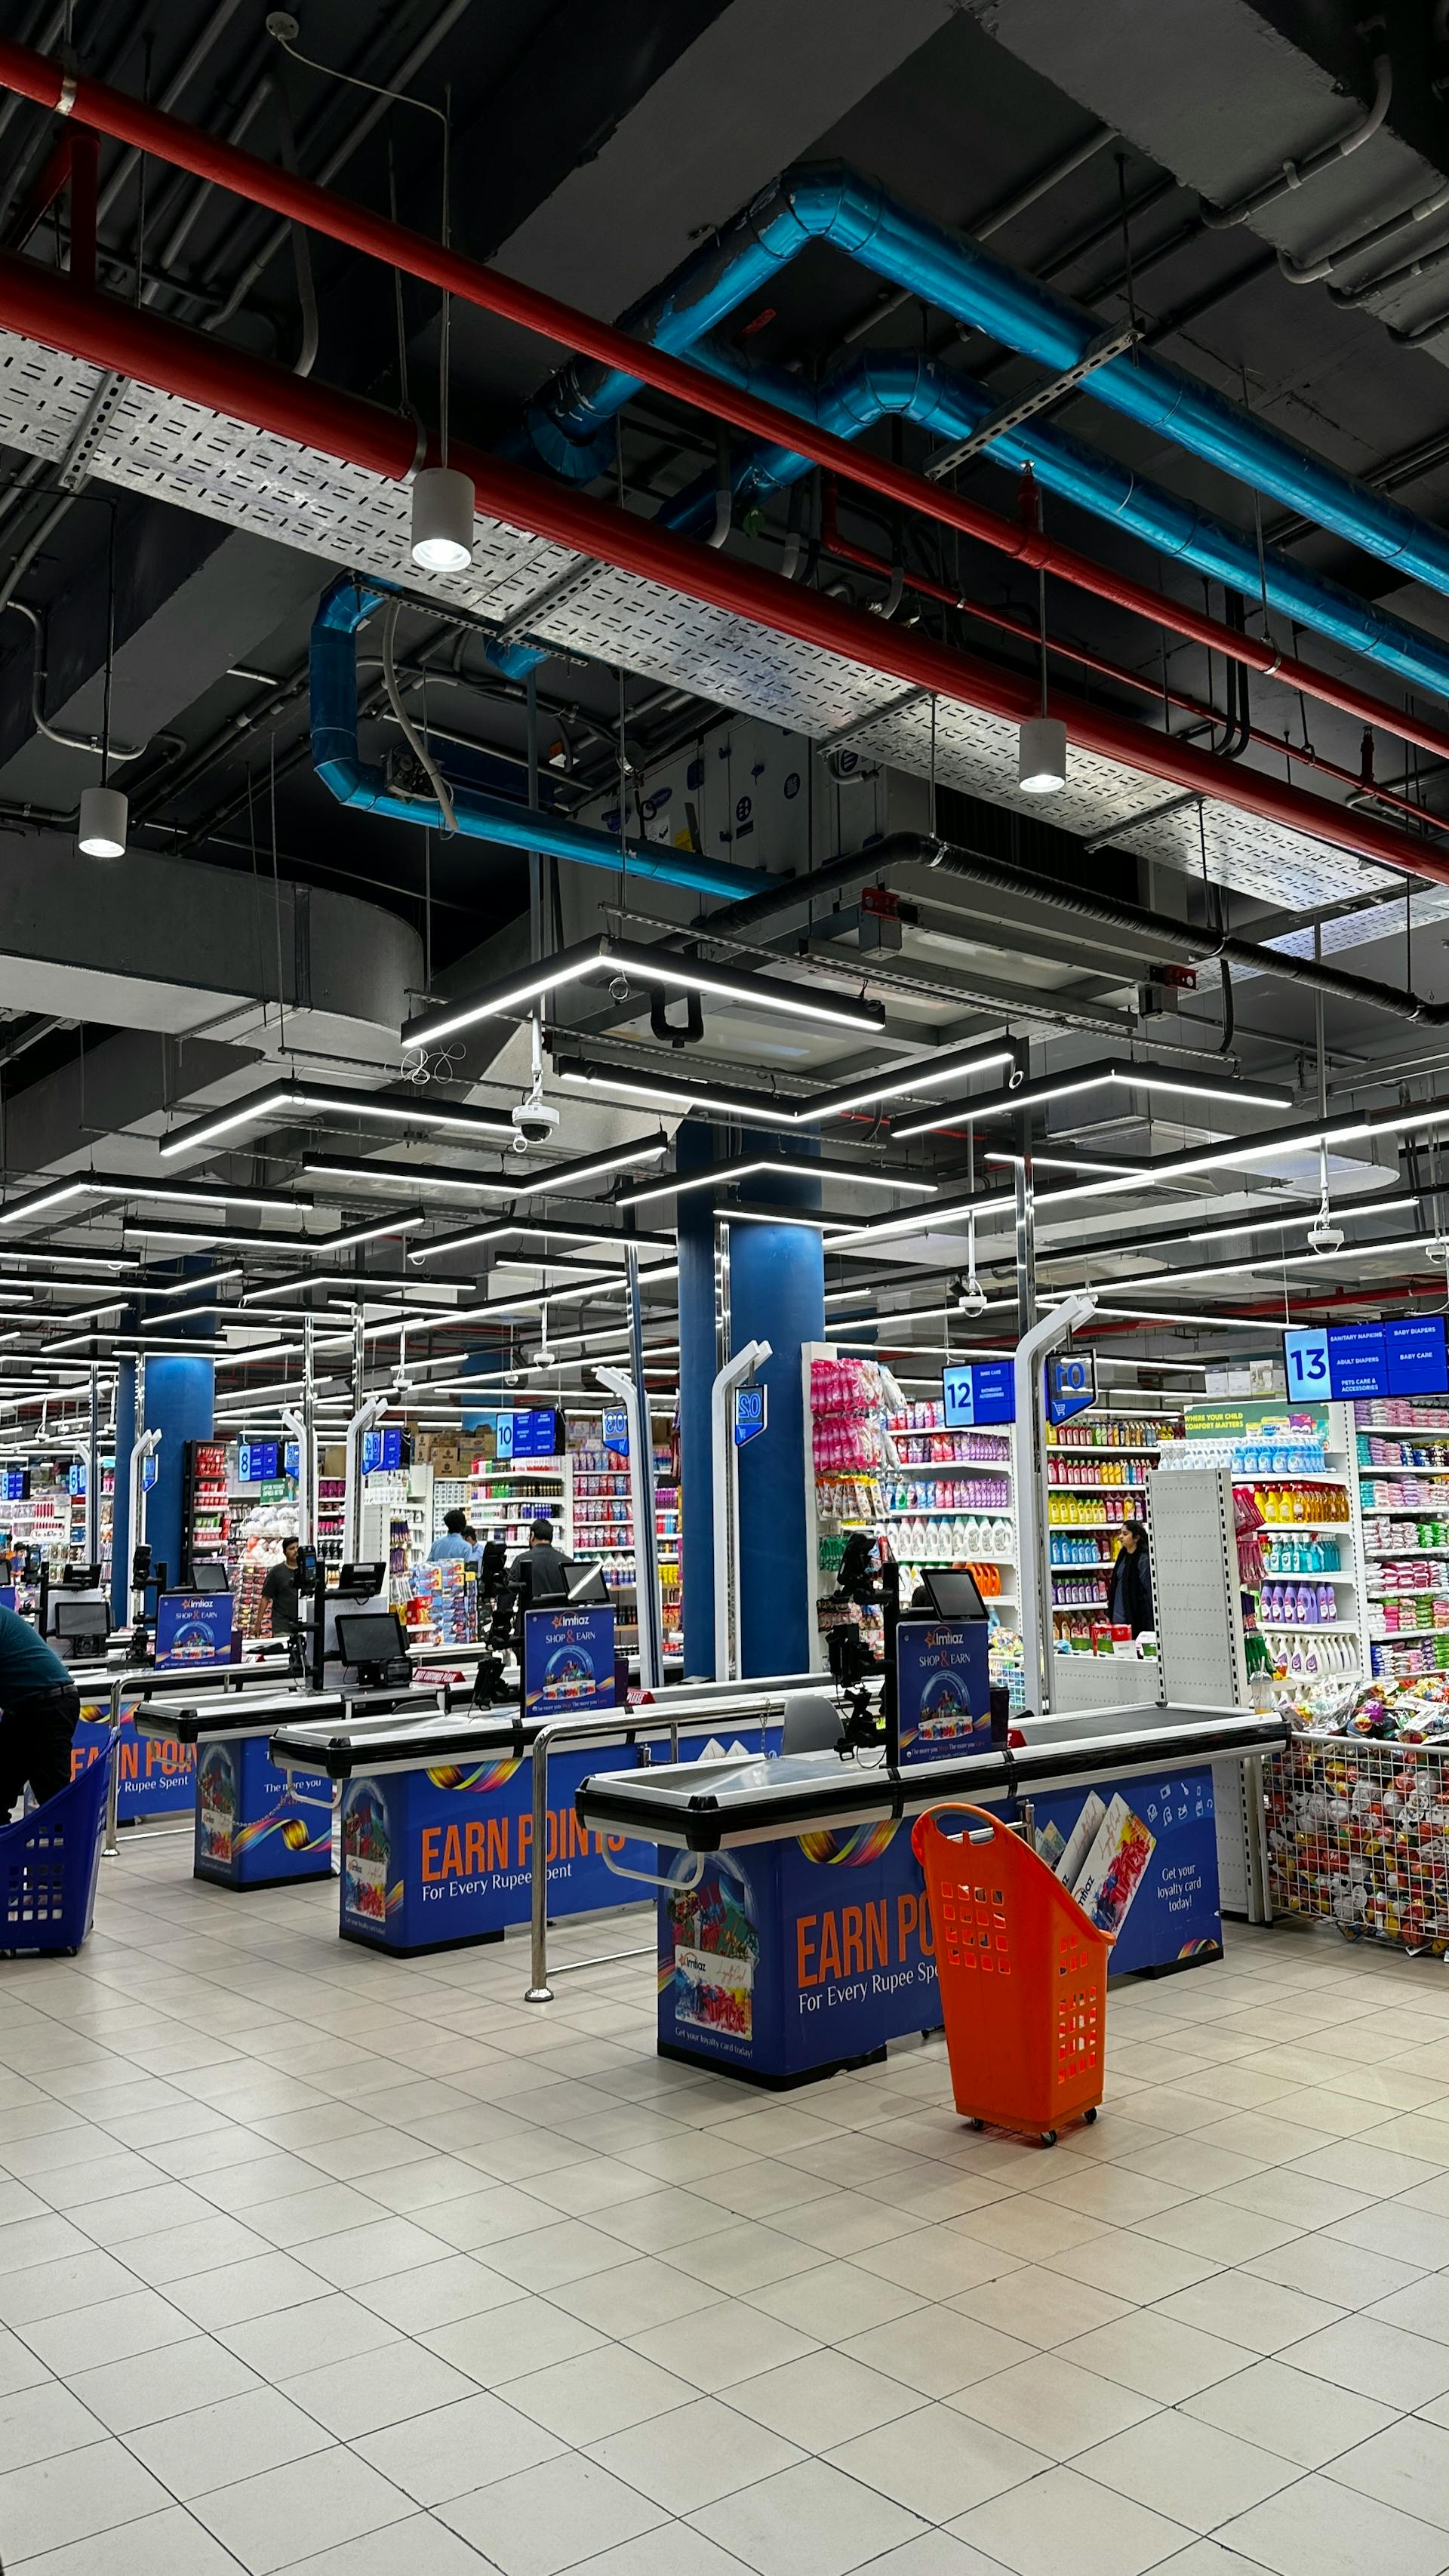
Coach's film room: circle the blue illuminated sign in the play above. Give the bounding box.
[360,1426,402,1475]
[237,1440,279,1484]
[1285,1317,1449,1404]
[942,1362,1015,1427]
[1048,1350,1096,1426]
[734,1385,767,1448]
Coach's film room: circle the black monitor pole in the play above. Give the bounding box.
[881,1559,900,1769]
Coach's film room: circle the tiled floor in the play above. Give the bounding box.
[8,1855,1449,2573]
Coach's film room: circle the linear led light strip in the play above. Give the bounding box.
[891,1057,1294,1143]
[836,1097,1449,1250]
[1031,1190,1422,1276]
[0,1177,315,1226]
[1048,1231,1428,1299]
[122,1212,428,1254]
[159,1079,518,1162]
[558,1038,1018,1129]
[408,1214,673,1266]
[402,934,889,1051]
[617,1155,937,1209]
[304,1137,669,1205]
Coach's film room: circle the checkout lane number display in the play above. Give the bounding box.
[1284,1316,1449,1402]
[942,1361,1015,1426]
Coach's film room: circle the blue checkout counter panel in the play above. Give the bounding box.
[266,1693,798,1956]
[573,1703,1287,2090]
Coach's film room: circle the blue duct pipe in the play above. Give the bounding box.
[527,162,1449,602]
[658,343,1449,709]
[309,576,771,903]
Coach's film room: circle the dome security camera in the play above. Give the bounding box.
[1307,1208,1344,1256]
[609,974,632,1003]
[957,1277,988,1319]
[511,1097,561,1150]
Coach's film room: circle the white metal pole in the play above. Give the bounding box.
[711,1339,771,1682]
[595,1362,657,1687]
[1013,1292,1096,1714]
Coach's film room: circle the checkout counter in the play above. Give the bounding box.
[572,1698,1289,2089]
[267,1685,837,1956]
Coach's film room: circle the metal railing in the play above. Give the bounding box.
[523,1691,789,2005]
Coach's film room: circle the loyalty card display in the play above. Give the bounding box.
[522,1604,615,1716]
[1285,1316,1449,1402]
[894,1620,991,1762]
[155,1590,235,1669]
[942,1362,1014,1427]
[1029,1770,1221,1974]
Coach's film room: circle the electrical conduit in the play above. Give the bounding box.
[0,251,1442,889]
[309,577,769,902]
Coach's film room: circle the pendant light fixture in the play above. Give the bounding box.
[1018,485,1066,796]
[409,80,472,571]
[78,510,126,856]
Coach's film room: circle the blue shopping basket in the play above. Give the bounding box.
[0,1743,111,1956]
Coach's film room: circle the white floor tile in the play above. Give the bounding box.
[125,2384,333,2498]
[190,2445,414,2574]
[1075,2408,1300,2533]
[0,2433,174,2559]
[965,2353,1161,2459]
[1216,2471,1449,2576]
[688,2454,928,2576]
[1183,2356,1398,2467]
[0,2375,106,2472]
[438,2448,669,2575]
[825,2403,1048,2521]
[951,2461,1192,2576]
[0,2502,250,2572]
[1325,2414,1449,2530]
[587,2393,804,2512]
[355,2388,568,2504]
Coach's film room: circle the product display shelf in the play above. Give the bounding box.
[315,1476,345,1566]
[431,1476,469,1539]
[235,1498,299,1638]
[470,1456,570,1552]
[1353,1399,1449,1673]
[1045,1413,1173,1641]
[805,1344,1023,1680]
[1159,1399,1365,1683]
[183,1439,231,1583]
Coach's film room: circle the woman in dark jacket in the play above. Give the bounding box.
[1106,1519,1153,1635]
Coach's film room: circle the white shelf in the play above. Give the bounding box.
[1045,1482,1152,1497]
[1355,1460,1449,1476]
[1254,1519,1352,1536]
[877,1506,1012,1522]
[1045,1445,1161,1458]
[1044,1518,1146,1533]
[1364,1544,1449,1558]
[1261,1621,1360,1637]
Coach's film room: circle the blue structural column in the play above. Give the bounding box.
[676,1122,718,1676]
[730,1143,824,1678]
[143,1357,215,1596]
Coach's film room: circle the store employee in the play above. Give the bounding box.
[0,1603,82,1813]
[262,1537,304,1633]
[509,1519,569,1605]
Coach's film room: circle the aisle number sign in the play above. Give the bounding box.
[942,1361,1014,1426]
[601,1408,629,1457]
[734,1385,767,1447]
[1048,1350,1096,1425]
[1284,1317,1449,1402]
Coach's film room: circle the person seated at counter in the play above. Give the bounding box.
[429,1509,480,1565]
[508,1519,569,1607]
[0,1601,82,1815]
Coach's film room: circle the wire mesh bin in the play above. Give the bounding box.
[0,1744,112,1956]
[911,1802,1112,2144]
[1266,1736,1449,1953]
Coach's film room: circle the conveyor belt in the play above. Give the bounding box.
[269,1689,795,1780]
[573,1705,1290,1851]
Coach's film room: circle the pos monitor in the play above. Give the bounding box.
[334,1611,408,1671]
[187,1561,231,1594]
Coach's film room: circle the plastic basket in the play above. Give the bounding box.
[911,1802,1112,2144]
[0,1744,112,1956]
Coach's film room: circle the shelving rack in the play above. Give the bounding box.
[182,1440,230,1583]
[1045,1415,1172,1647]
[469,1454,570,1553]
[1154,1397,1364,1683]
[1355,1397,1449,1676]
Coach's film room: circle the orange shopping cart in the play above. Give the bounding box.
[910,1803,1113,2145]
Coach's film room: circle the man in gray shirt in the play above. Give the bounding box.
[509,1519,570,1608]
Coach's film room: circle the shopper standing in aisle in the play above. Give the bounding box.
[429,1508,479,1565]
[261,1536,304,1634]
[1106,1519,1153,1635]
[0,1602,82,1814]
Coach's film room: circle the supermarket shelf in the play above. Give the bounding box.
[1356,1459,1449,1473]
[1364,1545,1449,1559]
[876,1506,1014,1521]
[1046,1443,1162,1457]
[1044,1482,1151,1496]
[1261,1621,1361,1636]
[1044,1519,1149,1533]
[1252,1519,1352,1535]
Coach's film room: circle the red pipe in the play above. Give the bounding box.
[4,250,1447,890]
[819,483,1449,842]
[4,32,1449,769]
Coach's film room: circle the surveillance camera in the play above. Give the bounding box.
[503,1365,525,1387]
[531,1346,558,1369]
[511,1097,561,1149]
[609,974,632,1004]
[957,1279,988,1318]
[1307,1214,1344,1256]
